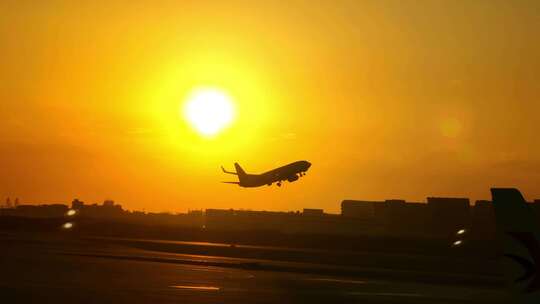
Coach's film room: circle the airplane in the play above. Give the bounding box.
[221,161,311,187]
[491,188,540,303]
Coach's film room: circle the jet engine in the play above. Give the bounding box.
[287,175,299,182]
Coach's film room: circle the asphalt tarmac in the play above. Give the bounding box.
[0,233,507,303]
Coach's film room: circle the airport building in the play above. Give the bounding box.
[71,199,125,218]
[0,204,68,218]
[3,194,539,240]
[383,200,431,237]
[426,197,471,236]
[471,200,496,239]
[341,200,383,219]
[205,208,383,236]
[342,197,472,237]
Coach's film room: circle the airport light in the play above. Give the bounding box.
[452,240,463,247]
[66,209,77,216]
[62,222,74,229]
[456,229,467,235]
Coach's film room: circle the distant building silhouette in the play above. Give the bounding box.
[12,204,68,218]
[471,200,495,239]
[340,197,476,237]
[70,199,124,218]
[302,208,324,216]
[1,193,538,240]
[341,200,380,219]
[72,199,84,209]
[205,208,382,235]
[383,199,430,237]
[427,197,470,235]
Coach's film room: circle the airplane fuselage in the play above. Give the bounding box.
[242,161,311,187]
[222,160,311,187]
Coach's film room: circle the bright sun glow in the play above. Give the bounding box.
[184,88,235,136]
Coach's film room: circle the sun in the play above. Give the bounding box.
[183,88,235,136]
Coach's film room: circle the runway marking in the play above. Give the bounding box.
[305,278,367,284]
[187,266,227,273]
[169,285,220,291]
[348,292,424,298]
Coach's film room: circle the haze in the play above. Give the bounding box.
[1,1,539,213]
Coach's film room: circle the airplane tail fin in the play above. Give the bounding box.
[491,188,540,300]
[234,163,246,177]
[221,163,246,184]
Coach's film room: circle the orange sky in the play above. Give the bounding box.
[1,1,539,213]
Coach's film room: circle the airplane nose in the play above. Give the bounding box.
[306,161,311,169]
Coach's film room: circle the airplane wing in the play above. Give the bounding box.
[221,181,240,185]
[491,188,540,303]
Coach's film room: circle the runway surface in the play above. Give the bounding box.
[0,233,507,303]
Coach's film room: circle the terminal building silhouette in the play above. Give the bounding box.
[2,195,540,239]
[339,197,471,237]
[205,196,540,239]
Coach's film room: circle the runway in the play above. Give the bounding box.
[0,233,507,303]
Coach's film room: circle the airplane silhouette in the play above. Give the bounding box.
[221,161,311,187]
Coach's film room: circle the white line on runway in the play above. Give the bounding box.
[169,285,220,291]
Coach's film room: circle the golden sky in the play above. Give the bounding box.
[1,1,539,213]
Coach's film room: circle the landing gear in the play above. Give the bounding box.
[277,182,282,187]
